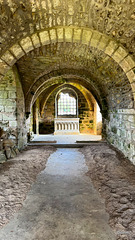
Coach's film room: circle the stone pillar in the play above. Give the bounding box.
[94,102,97,135]
[35,99,40,135]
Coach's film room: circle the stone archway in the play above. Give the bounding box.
[0,2,135,162]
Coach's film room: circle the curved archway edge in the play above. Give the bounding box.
[0,26,134,100]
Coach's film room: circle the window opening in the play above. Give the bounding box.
[57,91,77,117]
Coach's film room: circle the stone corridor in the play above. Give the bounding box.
[0,1,135,239]
[0,144,135,239]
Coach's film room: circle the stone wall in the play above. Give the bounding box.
[39,87,95,134]
[0,70,17,134]
[0,68,27,161]
[103,109,135,163]
[13,66,27,149]
[78,97,94,134]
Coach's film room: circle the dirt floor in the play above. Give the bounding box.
[0,148,115,240]
[0,143,135,240]
[81,143,135,240]
[0,146,55,228]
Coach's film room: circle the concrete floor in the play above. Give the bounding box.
[0,148,115,240]
[33,134,102,144]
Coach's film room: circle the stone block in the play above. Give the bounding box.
[9,121,17,128]
[121,129,126,138]
[90,31,102,48]
[31,33,41,48]
[10,44,24,59]
[82,29,92,44]
[5,106,16,113]
[0,59,9,75]
[98,35,109,51]
[20,37,34,53]
[1,99,16,107]
[57,28,64,42]
[125,121,130,129]
[65,28,73,42]
[132,130,135,141]
[39,30,50,45]
[3,139,15,148]
[126,70,135,83]
[131,82,135,93]
[120,55,135,73]
[0,139,3,150]
[73,28,82,42]
[0,91,8,98]
[127,130,132,141]
[1,51,16,66]
[105,41,118,56]
[128,115,135,123]
[3,113,16,121]
[131,123,135,129]
[5,147,11,159]
[0,151,7,163]
[8,91,16,99]
[117,129,121,137]
[50,29,57,42]
[0,105,4,112]
[112,47,128,64]
[11,148,16,158]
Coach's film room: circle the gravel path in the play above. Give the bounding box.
[0,146,55,228]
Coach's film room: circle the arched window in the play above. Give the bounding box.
[56,89,78,118]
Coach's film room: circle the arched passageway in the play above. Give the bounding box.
[0,1,135,239]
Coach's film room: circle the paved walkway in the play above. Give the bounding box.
[0,148,115,240]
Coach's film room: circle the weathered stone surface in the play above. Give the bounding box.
[0,1,134,164]
[0,0,134,59]
[5,147,11,159]
[0,151,7,163]
[3,139,15,147]
[82,143,135,240]
[0,146,55,227]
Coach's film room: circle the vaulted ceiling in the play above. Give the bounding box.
[0,0,135,115]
